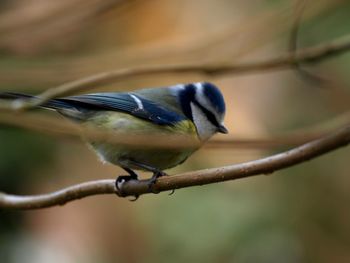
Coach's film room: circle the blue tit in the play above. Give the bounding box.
[0,82,228,191]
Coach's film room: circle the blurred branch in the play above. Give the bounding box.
[0,0,132,53]
[0,124,349,209]
[0,112,199,150]
[290,0,327,84]
[0,0,339,87]
[1,111,349,149]
[207,134,321,149]
[0,111,312,149]
[0,33,350,111]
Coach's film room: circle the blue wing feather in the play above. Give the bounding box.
[56,93,186,125]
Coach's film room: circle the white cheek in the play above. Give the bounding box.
[190,103,217,141]
[194,83,221,122]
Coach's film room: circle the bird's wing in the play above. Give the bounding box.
[56,92,186,125]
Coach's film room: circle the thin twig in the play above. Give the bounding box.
[290,0,327,84]
[0,34,350,111]
[0,124,349,210]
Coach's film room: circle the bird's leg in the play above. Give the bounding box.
[126,160,168,194]
[148,170,167,194]
[115,167,139,200]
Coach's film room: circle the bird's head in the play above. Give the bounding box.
[177,82,228,141]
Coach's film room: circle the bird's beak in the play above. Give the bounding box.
[217,124,228,134]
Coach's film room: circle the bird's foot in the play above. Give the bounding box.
[147,170,167,194]
[115,172,139,201]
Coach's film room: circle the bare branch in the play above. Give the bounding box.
[0,124,349,210]
[0,180,116,209]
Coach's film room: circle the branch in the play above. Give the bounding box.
[1,34,350,111]
[1,110,348,150]
[0,112,200,150]
[289,0,326,84]
[1,124,349,210]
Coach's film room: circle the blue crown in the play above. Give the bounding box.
[178,82,225,122]
[201,82,226,114]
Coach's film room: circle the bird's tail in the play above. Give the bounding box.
[0,92,75,110]
[0,92,90,122]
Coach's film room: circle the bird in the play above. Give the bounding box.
[0,82,228,196]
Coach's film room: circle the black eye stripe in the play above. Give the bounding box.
[178,83,221,128]
[193,101,220,127]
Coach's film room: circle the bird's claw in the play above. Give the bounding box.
[147,171,166,194]
[116,168,168,198]
[128,195,139,201]
[115,175,139,201]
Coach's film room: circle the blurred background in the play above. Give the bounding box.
[0,0,350,262]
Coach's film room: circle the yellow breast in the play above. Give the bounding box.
[80,111,201,170]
